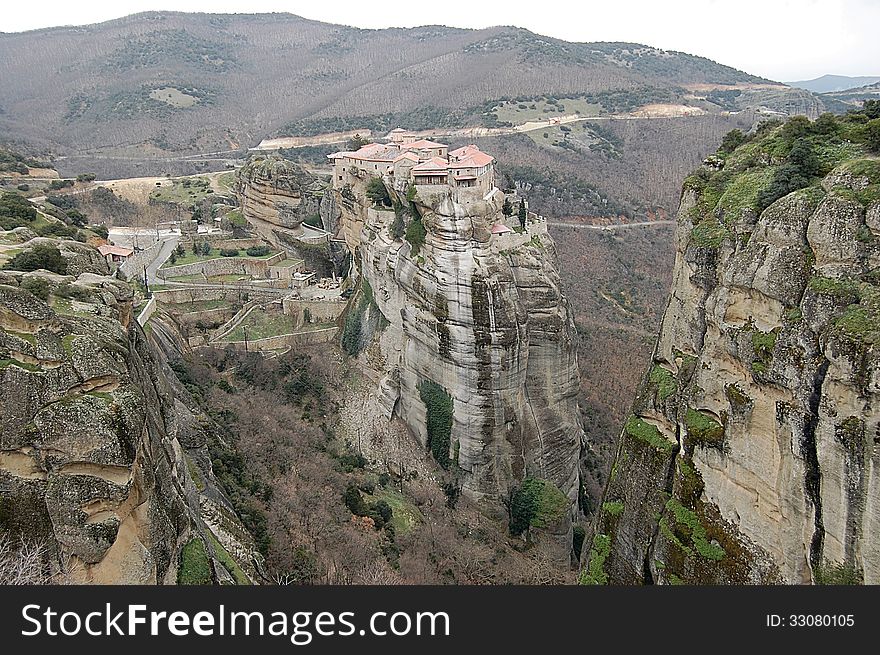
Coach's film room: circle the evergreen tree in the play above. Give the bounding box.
[502,197,513,216]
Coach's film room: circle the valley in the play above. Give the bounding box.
[1,10,878,587]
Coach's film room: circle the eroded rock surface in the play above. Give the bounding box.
[335,172,583,532]
[585,120,880,585]
[0,256,256,584]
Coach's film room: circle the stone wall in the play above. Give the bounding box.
[157,252,285,280]
[218,326,338,351]
[282,297,347,326]
[119,238,165,281]
[137,296,156,325]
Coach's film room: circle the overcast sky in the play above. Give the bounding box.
[0,0,876,81]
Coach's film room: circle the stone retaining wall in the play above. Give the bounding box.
[218,327,338,351]
[172,307,236,327]
[282,297,347,326]
[119,239,165,280]
[157,251,285,279]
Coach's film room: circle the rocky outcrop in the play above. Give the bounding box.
[235,155,327,243]
[335,173,583,531]
[584,115,880,585]
[0,250,257,584]
[235,155,344,278]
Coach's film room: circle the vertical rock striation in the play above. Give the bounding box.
[335,173,583,528]
[585,115,880,584]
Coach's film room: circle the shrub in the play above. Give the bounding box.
[20,277,50,301]
[508,478,569,536]
[3,244,67,275]
[54,283,91,301]
[718,129,746,154]
[417,380,453,469]
[65,209,87,227]
[46,195,76,210]
[343,484,367,515]
[48,179,74,190]
[220,248,240,257]
[16,184,29,192]
[36,222,79,239]
[0,192,37,229]
[814,559,863,585]
[336,453,367,472]
[246,245,271,257]
[373,500,393,526]
[579,533,611,585]
[757,138,822,211]
[502,197,513,216]
[90,224,109,239]
[76,173,96,182]
[865,119,880,153]
[365,177,391,207]
[405,217,426,255]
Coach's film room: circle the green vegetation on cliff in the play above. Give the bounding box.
[624,415,675,453]
[178,537,212,585]
[417,379,454,469]
[507,477,569,536]
[683,105,880,252]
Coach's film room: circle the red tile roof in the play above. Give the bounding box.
[393,152,420,163]
[405,139,448,150]
[412,157,449,173]
[98,244,133,257]
[449,144,494,168]
[491,224,513,234]
[344,143,401,162]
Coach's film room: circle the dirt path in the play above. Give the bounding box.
[253,104,712,151]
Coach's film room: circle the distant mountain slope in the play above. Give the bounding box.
[789,74,880,93]
[821,81,880,111]
[0,11,772,157]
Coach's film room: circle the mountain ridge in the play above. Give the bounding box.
[0,10,774,159]
[790,74,880,94]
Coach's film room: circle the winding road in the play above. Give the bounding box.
[547,220,675,231]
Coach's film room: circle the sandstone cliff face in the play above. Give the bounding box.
[235,155,327,243]
[235,155,345,277]
[335,174,583,527]
[0,248,256,583]
[584,117,880,585]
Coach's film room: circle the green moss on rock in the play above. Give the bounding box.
[177,537,212,585]
[665,498,726,561]
[649,364,678,401]
[624,415,675,453]
[684,408,725,448]
[690,219,730,249]
[579,533,611,585]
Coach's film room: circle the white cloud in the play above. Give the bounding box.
[0,0,875,81]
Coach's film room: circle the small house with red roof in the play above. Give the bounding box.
[98,244,133,265]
